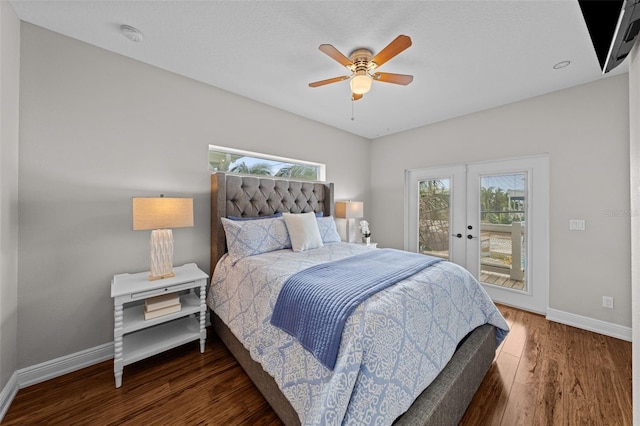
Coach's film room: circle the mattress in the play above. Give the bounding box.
[207,242,508,425]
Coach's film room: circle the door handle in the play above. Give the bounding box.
[453,233,462,238]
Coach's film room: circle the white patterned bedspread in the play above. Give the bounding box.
[207,242,509,425]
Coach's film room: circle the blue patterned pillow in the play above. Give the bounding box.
[317,216,341,243]
[221,217,291,264]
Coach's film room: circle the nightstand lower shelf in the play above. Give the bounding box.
[122,316,201,366]
[122,292,201,334]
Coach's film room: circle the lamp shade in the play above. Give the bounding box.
[335,201,364,219]
[133,197,194,230]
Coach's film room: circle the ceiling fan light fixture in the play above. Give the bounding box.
[350,72,372,95]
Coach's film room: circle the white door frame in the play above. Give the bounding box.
[405,155,549,314]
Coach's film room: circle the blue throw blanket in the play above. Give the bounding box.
[270,249,443,370]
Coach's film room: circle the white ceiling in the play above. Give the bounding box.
[9,0,627,140]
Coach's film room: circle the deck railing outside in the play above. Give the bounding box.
[480,222,524,281]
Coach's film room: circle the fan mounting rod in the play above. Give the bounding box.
[349,49,375,73]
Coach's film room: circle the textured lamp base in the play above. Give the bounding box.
[346,218,357,243]
[149,229,174,280]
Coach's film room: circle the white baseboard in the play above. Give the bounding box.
[17,342,113,388]
[0,371,19,422]
[546,308,632,341]
[0,344,113,422]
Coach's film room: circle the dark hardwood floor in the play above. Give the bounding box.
[2,305,632,425]
[460,305,631,425]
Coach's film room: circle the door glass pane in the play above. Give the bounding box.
[479,173,527,291]
[418,179,450,260]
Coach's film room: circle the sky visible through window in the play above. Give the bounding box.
[232,156,289,174]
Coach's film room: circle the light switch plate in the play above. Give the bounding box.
[569,219,585,231]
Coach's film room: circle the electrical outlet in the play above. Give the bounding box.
[602,296,614,309]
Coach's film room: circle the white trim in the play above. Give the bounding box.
[546,308,632,342]
[17,342,113,388]
[0,371,19,422]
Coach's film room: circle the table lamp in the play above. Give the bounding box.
[335,200,363,243]
[132,196,194,280]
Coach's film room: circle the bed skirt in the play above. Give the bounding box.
[211,311,495,426]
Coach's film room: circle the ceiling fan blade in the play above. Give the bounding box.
[351,93,363,101]
[372,72,414,85]
[309,76,350,87]
[319,44,353,67]
[370,35,412,68]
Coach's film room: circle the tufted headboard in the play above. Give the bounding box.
[210,172,334,276]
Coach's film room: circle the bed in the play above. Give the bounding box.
[207,172,508,425]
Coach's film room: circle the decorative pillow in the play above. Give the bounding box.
[317,216,341,243]
[221,216,291,264]
[282,212,324,252]
[228,212,282,221]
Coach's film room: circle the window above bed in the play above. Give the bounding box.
[208,145,326,181]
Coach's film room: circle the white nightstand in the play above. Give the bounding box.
[111,263,208,388]
[354,242,378,248]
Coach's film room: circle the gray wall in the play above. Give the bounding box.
[371,75,631,327]
[17,23,370,368]
[0,1,20,390]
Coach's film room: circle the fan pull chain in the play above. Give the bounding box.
[351,99,355,121]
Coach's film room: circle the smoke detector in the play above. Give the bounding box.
[120,25,143,43]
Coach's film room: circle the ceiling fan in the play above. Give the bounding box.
[309,35,414,101]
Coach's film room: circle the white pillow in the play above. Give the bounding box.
[283,212,324,252]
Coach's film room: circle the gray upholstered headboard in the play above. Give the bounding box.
[210,172,334,276]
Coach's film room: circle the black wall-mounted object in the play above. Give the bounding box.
[579,0,640,73]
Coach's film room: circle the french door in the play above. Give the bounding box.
[405,155,549,314]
